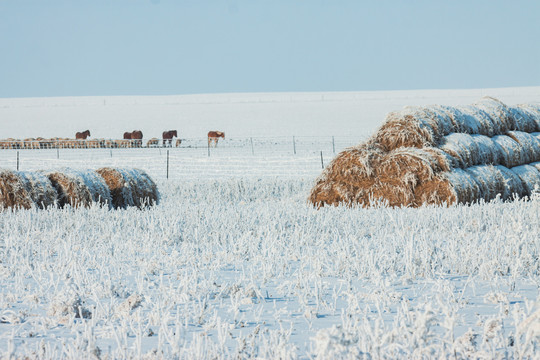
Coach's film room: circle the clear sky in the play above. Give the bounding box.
[1,0,539,98]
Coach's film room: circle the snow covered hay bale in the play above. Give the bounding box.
[17,171,57,209]
[310,97,540,208]
[511,165,540,196]
[96,167,159,209]
[45,169,112,208]
[0,169,33,210]
[309,146,447,208]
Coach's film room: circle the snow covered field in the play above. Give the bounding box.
[1,89,540,358]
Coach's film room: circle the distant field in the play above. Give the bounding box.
[0,143,539,358]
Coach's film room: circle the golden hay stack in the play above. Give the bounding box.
[45,169,112,208]
[309,98,540,208]
[309,146,448,208]
[96,167,159,209]
[0,169,33,210]
[17,171,57,209]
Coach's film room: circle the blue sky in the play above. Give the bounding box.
[1,0,539,97]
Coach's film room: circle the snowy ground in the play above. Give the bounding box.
[1,89,540,358]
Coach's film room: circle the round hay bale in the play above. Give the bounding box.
[96,167,159,209]
[509,106,540,133]
[515,103,540,131]
[0,169,33,210]
[442,168,482,205]
[377,147,446,187]
[492,135,528,168]
[439,133,480,168]
[495,165,527,200]
[442,106,483,134]
[507,131,540,164]
[473,97,515,134]
[308,144,384,207]
[470,134,505,166]
[45,169,112,208]
[465,165,506,202]
[413,175,457,207]
[532,161,540,173]
[456,105,499,137]
[373,111,437,151]
[510,165,540,197]
[17,171,57,209]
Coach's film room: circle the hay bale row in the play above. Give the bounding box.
[0,167,159,211]
[374,97,540,152]
[413,163,539,207]
[439,131,540,169]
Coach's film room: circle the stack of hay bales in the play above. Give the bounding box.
[0,167,159,211]
[310,97,540,208]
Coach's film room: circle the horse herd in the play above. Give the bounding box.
[0,130,226,149]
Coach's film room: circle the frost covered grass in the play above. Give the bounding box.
[0,177,539,358]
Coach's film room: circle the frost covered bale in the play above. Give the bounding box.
[413,175,457,206]
[373,108,443,151]
[96,167,159,209]
[309,144,383,207]
[495,165,527,200]
[17,171,57,209]
[46,169,112,208]
[465,165,506,202]
[377,147,450,186]
[509,106,540,133]
[0,169,33,210]
[507,131,540,164]
[491,135,528,168]
[309,146,446,208]
[515,103,540,131]
[439,133,480,168]
[511,165,540,196]
[472,97,516,134]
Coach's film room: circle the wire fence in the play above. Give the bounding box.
[0,135,367,154]
[0,136,369,180]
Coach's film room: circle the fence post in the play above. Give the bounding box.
[332,136,335,154]
[166,150,169,179]
[57,148,59,159]
[293,136,296,155]
[207,140,210,157]
[320,151,324,169]
[250,137,254,155]
[17,151,19,171]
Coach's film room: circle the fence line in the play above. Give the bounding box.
[0,135,367,151]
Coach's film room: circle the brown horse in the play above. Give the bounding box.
[131,130,143,148]
[208,131,225,147]
[76,130,91,139]
[123,132,132,139]
[162,130,177,147]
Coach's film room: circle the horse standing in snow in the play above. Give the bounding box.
[162,130,177,147]
[207,131,225,147]
[76,130,91,139]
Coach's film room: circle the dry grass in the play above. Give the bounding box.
[0,169,33,210]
